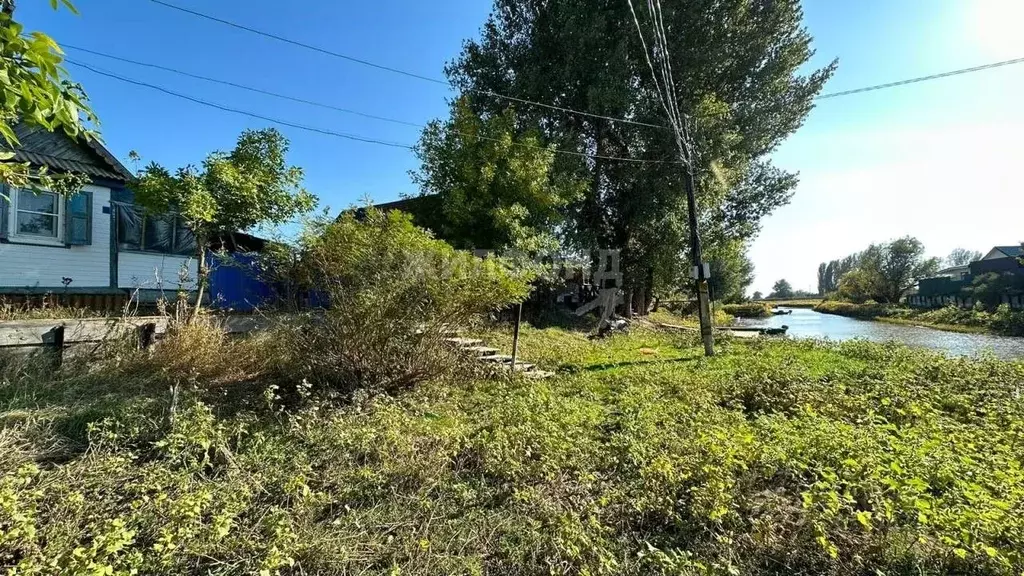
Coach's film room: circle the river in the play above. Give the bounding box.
[735,308,1024,360]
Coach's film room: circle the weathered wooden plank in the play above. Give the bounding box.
[0,317,171,348]
[0,314,289,348]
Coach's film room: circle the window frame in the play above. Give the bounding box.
[115,203,196,256]
[11,188,64,244]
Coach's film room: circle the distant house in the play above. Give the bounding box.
[934,265,971,281]
[970,245,1024,276]
[907,244,1024,309]
[1,123,197,303]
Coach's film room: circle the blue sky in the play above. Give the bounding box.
[19,0,1024,295]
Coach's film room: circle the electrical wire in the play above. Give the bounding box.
[62,44,422,128]
[65,57,678,164]
[147,0,666,130]
[817,56,1024,99]
[66,59,415,150]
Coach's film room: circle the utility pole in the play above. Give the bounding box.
[682,161,714,357]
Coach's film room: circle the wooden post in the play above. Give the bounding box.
[510,302,523,373]
[50,325,65,368]
[139,322,157,350]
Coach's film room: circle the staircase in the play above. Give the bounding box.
[444,337,554,379]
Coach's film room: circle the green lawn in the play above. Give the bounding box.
[2,320,1023,574]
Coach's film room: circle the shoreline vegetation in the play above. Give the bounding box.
[813,300,1024,337]
[757,298,822,308]
[720,302,773,318]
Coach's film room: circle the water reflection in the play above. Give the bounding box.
[735,308,1024,360]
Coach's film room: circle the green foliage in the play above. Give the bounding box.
[863,237,941,303]
[721,302,772,318]
[448,0,835,301]
[133,129,316,311]
[770,278,794,299]
[289,208,533,393]
[817,252,861,296]
[133,128,314,236]
[413,97,583,254]
[830,237,940,304]
[814,301,1024,336]
[706,239,755,304]
[836,268,876,304]
[964,272,1024,312]
[0,1,95,194]
[946,247,984,268]
[3,320,1024,574]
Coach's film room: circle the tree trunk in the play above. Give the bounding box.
[190,240,207,323]
[643,267,654,316]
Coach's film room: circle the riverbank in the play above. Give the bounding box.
[3,319,1023,573]
[814,300,1024,337]
[720,302,772,318]
[757,298,822,308]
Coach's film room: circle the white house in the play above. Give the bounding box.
[1,123,197,301]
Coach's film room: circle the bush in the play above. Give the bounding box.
[287,209,533,394]
[721,302,772,318]
[814,300,892,319]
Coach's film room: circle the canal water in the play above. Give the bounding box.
[735,307,1024,360]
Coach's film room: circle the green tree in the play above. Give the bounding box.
[945,247,982,267]
[447,0,835,310]
[770,279,794,299]
[866,237,940,303]
[707,239,754,304]
[837,268,875,304]
[752,290,763,301]
[412,98,583,253]
[1,0,96,193]
[133,128,316,316]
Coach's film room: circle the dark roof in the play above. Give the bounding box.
[994,245,1023,258]
[4,122,133,182]
[347,195,441,221]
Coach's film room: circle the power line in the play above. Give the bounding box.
[66,57,675,164]
[61,44,422,128]
[817,56,1024,99]
[66,59,415,150]
[147,0,665,130]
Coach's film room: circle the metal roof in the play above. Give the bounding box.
[4,122,133,183]
[994,246,1023,258]
[12,149,128,181]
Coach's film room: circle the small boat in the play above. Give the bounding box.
[722,325,789,336]
[772,309,793,315]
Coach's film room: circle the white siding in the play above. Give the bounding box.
[118,252,198,291]
[0,184,112,288]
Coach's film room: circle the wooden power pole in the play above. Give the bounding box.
[682,159,714,357]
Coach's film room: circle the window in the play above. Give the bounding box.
[115,203,196,255]
[15,190,60,239]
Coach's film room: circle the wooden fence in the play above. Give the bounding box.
[0,315,276,365]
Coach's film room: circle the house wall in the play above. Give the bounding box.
[118,252,198,292]
[0,184,112,289]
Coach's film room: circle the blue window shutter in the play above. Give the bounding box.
[65,191,92,245]
[0,184,9,239]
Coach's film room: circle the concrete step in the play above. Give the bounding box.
[444,337,483,348]
[512,362,535,372]
[465,346,500,357]
[479,354,514,363]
